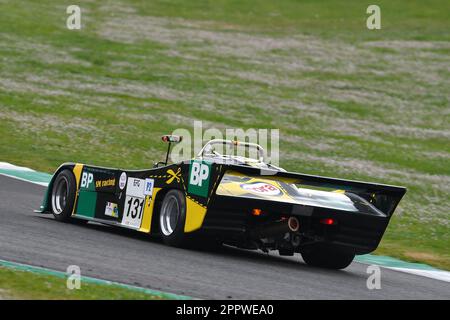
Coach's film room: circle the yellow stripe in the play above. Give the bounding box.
[139,187,161,233]
[73,163,84,188]
[184,197,207,232]
[71,163,84,215]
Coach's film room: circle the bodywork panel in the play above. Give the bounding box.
[39,160,223,233]
[38,161,406,254]
[216,171,385,216]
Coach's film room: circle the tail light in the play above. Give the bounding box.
[320,218,336,225]
[251,208,262,216]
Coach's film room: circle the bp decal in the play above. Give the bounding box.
[80,171,94,191]
[188,160,211,197]
[76,170,96,217]
[80,168,116,193]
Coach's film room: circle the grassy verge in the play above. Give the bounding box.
[0,267,165,300]
[0,1,448,269]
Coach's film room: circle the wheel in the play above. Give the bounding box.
[301,245,355,269]
[51,169,76,222]
[159,190,187,247]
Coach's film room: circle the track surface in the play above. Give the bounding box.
[0,175,448,299]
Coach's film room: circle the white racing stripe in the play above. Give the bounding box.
[0,172,49,187]
[355,255,450,283]
[0,162,35,171]
[0,161,51,186]
[387,267,450,283]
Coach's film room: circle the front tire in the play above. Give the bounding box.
[301,245,355,269]
[159,190,187,247]
[51,169,76,222]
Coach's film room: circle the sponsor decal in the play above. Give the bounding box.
[119,172,127,190]
[104,201,118,218]
[241,182,282,196]
[121,177,145,229]
[122,196,144,228]
[95,178,115,189]
[188,160,211,197]
[80,171,94,190]
[166,167,181,184]
[126,177,145,197]
[144,178,154,196]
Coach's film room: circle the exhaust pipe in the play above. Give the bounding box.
[251,217,300,239]
[288,217,299,232]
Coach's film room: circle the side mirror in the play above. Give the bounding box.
[160,135,183,166]
[162,135,183,143]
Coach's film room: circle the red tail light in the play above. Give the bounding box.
[320,218,336,225]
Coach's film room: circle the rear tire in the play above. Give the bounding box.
[159,190,187,247]
[51,169,76,222]
[301,245,355,269]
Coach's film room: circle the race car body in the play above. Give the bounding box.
[37,137,406,269]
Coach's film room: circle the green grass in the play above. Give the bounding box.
[0,267,164,299]
[0,0,449,270]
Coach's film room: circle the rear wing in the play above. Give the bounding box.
[217,164,407,217]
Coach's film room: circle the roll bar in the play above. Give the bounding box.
[197,139,266,162]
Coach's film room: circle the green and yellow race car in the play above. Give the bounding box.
[37,136,406,269]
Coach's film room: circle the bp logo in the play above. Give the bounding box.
[188,160,211,197]
[80,171,94,191]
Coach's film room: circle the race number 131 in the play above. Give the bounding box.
[123,196,144,228]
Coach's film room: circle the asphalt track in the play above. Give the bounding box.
[0,175,448,299]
